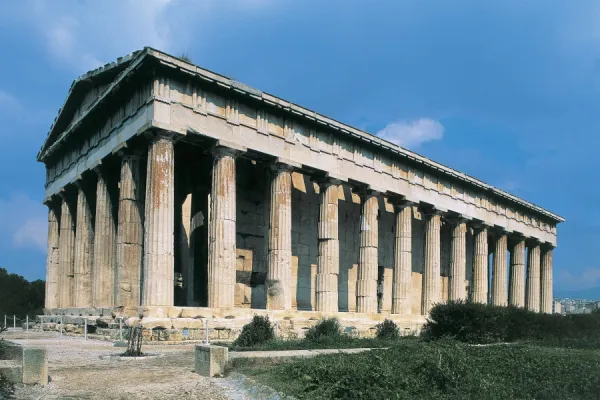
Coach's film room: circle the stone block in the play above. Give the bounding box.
[125,317,141,327]
[171,318,205,329]
[0,360,22,384]
[195,345,228,378]
[139,317,172,329]
[22,348,48,385]
[180,308,208,319]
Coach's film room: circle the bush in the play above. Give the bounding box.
[305,318,342,341]
[247,340,600,400]
[423,300,600,345]
[375,319,400,340]
[233,315,274,347]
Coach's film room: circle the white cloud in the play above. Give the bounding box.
[376,118,444,148]
[0,193,47,254]
[557,267,600,291]
[14,219,47,252]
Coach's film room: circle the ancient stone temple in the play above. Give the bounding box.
[38,48,564,339]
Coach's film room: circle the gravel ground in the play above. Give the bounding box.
[4,331,229,400]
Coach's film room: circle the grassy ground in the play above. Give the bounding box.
[215,335,417,351]
[230,339,600,400]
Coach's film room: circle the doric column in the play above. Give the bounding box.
[142,135,175,306]
[525,240,541,312]
[540,247,553,313]
[472,225,488,304]
[491,230,508,306]
[422,209,442,314]
[116,153,144,307]
[315,178,340,312]
[391,201,412,314]
[73,180,94,308]
[449,218,467,302]
[267,163,294,310]
[509,238,526,307]
[92,167,116,308]
[357,191,379,314]
[58,191,75,308]
[207,146,238,308]
[44,200,60,309]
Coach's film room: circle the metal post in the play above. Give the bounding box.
[13,315,16,331]
[205,319,210,345]
[40,316,43,333]
[26,315,29,333]
[84,318,87,341]
[119,318,123,341]
[3,314,6,328]
[60,316,63,338]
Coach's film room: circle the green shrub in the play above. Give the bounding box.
[245,340,600,400]
[233,315,274,347]
[305,318,342,341]
[375,319,400,340]
[423,300,600,346]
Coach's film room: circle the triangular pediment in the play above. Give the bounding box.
[38,50,143,161]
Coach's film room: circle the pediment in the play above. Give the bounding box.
[38,50,142,161]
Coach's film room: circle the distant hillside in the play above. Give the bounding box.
[555,286,600,301]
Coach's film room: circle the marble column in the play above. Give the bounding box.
[142,135,175,306]
[491,231,508,306]
[391,201,412,314]
[509,238,526,307]
[472,225,488,304]
[92,167,116,308]
[267,163,293,311]
[422,210,442,314]
[525,241,541,312]
[449,219,467,302]
[540,246,553,313]
[117,153,144,307]
[58,192,75,308]
[316,179,340,313]
[73,181,94,308]
[207,147,238,309]
[44,201,60,309]
[357,192,379,314]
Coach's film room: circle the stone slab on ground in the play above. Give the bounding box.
[0,360,22,384]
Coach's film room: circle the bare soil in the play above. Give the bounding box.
[4,331,229,400]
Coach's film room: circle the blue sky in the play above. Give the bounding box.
[1,0,599,295]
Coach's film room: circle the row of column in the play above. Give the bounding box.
[45,133,554,315]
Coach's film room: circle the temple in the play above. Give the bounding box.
[38,48,564,338]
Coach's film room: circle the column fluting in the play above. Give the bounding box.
[357,192,379,314]
[58,192,75,308]
[207,147,238,308]
[391,202,412,314]
[491,232,508,306]
[117,154,144,307]
[422,210,442,314]
[92,168,116,308]
[45,201,60,309]
[267,163,293,310]
[449,220,467,302]
[73,182,94,308]
[142,135,175,306]
[509,238,526,307]
[472,226,488,304]
[525,241,541,312]
[540,247,553,313]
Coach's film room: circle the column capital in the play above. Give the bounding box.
[314,176,343,189]
[270,157,301,173]
[354,187,380,200]
[143,130,180,144]
[541,242,555,251]
[526,237,541,247]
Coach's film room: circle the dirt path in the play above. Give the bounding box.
[4,331,229,400]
